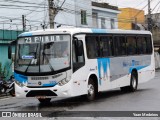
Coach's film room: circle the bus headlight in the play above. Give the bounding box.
[58,79,70,86]
[15,80,25,87]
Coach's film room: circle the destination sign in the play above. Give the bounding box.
[24,35,68,43]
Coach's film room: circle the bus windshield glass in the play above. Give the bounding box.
[15,34,70,74]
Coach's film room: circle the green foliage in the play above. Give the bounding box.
[0,62,9,80]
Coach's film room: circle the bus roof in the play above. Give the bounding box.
[19,28,152,37]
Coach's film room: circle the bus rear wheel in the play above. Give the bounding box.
[129,72,138,92]
[86,78,96,101]
[121,72,138,92]
[38,98,51,104]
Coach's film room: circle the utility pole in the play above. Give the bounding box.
[148,0,152,32]
[22,15,26,31]
[48,0,57,29]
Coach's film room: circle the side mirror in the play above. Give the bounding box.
[8,45,12,59]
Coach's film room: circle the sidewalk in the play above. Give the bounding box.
[0,94,13,99]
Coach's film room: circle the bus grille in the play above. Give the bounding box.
[26,90,57,97]
[31,77,49,80]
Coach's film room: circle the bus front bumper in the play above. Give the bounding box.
[15,81,73,98]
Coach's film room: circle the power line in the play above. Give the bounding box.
[0,0,157,31]
[24,1,46,16]
[151,1,160,13]
[0,0,45,6]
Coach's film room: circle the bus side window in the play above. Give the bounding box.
[114,36,126,56]
[86,36,99,59]
[142,38,147,54]
[137,36,142,54]
[72,40,85,72]
[146,36,152,54]
[126,36,136,55]
[100,36,113,57]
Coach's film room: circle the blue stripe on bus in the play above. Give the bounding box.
[91,29,107,33]
[129,65,148,73]
[14,72,28,83]
[97,58,110,85]
[19,32,33,37]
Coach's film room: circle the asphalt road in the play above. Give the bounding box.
[0,70,160,120]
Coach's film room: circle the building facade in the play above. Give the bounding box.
[0,30,22,79]
[92,2,120,29]
[54,0,120,29]
[118,8,145,30]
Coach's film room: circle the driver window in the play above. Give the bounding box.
[72,40,85,72]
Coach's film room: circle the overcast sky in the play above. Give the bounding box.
[107,0,160,14]
[0,0,159,30]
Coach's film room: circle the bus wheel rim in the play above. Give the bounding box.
[88,84,94,96]
[132,77,136,89]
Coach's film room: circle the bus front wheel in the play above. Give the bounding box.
[86,78,96,101]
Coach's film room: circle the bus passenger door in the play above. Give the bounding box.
[71,35,87,96]
[72,37,85,72]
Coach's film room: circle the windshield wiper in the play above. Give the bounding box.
[25,44,38,74]
[25,59,32,74]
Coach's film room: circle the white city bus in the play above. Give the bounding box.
[10,28,155,103]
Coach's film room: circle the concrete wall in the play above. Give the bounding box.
[118,8,145,30]
[54,0,92,28]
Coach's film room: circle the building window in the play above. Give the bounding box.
[111,19,115,29]
[92,12,98,28]
[101,18,106,29]
[81,10,87,25]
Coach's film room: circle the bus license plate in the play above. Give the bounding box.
[36,96,46,99]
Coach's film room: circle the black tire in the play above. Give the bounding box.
[121,72,138,92]
[129,72,138,92]
[38,98,51,104]
[9,84,15,97]
[86,78,96,101]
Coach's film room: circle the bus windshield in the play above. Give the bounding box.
[15,34,70,74]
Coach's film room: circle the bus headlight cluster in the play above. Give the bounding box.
[58,79,70,86]
[15,80,25,87]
